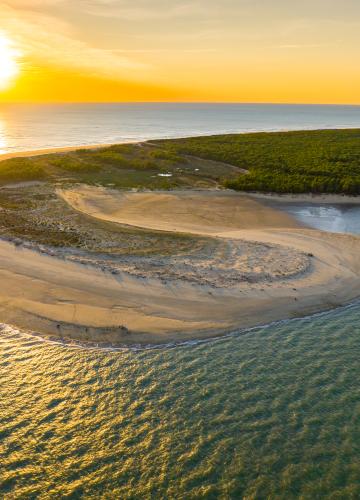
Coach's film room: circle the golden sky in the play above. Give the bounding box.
[0,0,360,103]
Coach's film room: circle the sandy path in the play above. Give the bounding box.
[2,186,360,345]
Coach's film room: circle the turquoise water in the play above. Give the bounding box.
[1,304,360,498]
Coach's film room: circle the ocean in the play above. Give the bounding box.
[1,103,360,498]
[0,103,360,154]
[1,305,359,498]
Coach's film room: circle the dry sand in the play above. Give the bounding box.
[1,185,360,345]
[58,187,300,234]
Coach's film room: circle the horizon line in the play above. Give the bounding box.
[1,101,360,107]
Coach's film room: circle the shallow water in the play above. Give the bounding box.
[271,202,360,234]
[1,103,360,154]
[1,305,360,498]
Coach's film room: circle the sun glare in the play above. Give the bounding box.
[0,34,20,90]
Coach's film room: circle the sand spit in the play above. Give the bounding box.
[1,187,360,345]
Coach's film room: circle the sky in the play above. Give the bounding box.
[0,0,360,103]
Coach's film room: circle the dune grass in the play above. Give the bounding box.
[0,185,210,256]
[0,142,241,189]
[0,157,47,183]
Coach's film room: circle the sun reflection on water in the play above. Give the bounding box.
[0,117,8,154]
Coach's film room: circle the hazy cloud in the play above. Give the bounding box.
[0,2,149,79]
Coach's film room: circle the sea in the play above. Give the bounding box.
[0,102,360,154]
[1,103,360,498]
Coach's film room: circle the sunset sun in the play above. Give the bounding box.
[0,34,20,89]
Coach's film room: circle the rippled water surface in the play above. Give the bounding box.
[1,305,360,498]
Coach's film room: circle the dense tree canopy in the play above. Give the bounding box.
[156,129,360,195]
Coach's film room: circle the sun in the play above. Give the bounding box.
[0,34,21,90]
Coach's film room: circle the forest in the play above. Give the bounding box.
[155,129,360,194]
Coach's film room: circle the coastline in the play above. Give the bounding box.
[3,298,360,351]
[0,142,139,161]
[1,187,360,345]
[1,139,360,345]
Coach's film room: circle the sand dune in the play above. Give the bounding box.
[59,186,300,234]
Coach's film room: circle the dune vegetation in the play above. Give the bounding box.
[0,142,241,189]
[1,129,360,195]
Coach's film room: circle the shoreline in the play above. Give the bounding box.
[1,187,360,345]
[1,134,360,345]
[2,123,360,162]
[246,191,360,204]
[1,226,360,346]
[2,297,360,351]
[0,141,139,161]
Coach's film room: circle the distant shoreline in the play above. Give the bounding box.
[1,124,360,164]
[0,142,139,161]
[2,131,360,203]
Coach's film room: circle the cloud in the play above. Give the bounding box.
[3,0,211,20]
[3,0,65,7]
[0,2,149,80]
[69,0,219,21]
[272,43,336,49]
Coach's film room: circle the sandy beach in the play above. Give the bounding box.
[0,182,359,345]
